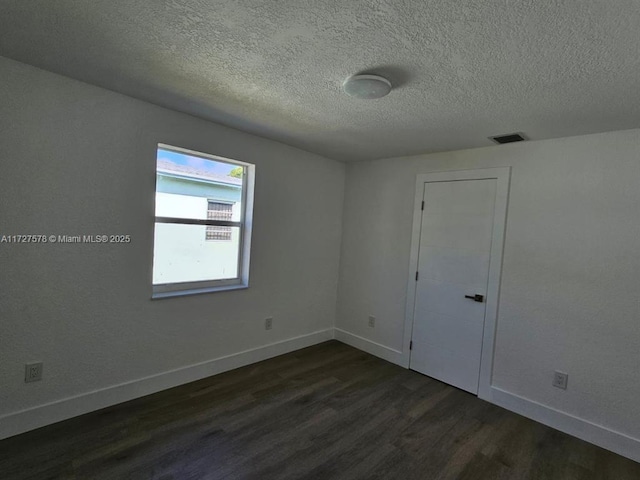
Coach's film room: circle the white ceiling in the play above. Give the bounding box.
[1,1,639,161]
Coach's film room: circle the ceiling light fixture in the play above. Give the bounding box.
[343,74,392,99]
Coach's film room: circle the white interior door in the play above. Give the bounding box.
[410,178,497,394]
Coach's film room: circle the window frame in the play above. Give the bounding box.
[152,144,255,299]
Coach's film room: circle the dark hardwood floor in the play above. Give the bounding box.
[1,341,638,480]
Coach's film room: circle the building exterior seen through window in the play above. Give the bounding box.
[152,145,254,296]
[206,202,233,241]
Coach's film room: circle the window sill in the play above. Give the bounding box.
[151,283,248,300]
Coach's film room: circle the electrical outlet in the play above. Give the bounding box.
[265,317,273,330]
[25,362,43,383]
[552,371,568,390]
[368,315,376,328]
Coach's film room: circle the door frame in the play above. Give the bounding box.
[402,167,511,400]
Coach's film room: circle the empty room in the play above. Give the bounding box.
[1,1,639,479]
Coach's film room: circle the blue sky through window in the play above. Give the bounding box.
[158,148,237,176]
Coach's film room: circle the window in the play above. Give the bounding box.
[152,144,254,298]
[206,202,233,241]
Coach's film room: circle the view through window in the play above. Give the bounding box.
[152,145,253,296]
[206,202,233,241]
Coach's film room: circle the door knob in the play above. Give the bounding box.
[464,294,484,303]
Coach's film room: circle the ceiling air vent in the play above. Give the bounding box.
[490,132,527,144]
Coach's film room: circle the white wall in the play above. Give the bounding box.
[336,128,640,459]
[0,56,344,437]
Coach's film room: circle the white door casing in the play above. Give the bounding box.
[402,168,510,400]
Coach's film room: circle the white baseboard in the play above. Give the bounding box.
[0,329,334,441]
[334,328,404,366]
[488,387,640,463]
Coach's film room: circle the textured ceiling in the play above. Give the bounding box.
[1,1,639,161]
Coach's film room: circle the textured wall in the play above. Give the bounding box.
[337,128,640,441]
[1,1,639,161]
[0,56,345,419]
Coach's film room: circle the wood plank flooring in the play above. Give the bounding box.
[1,341,638,479]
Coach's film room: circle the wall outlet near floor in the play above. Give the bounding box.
[265,317,273,330]
[25,362,43,383]
[552,371,568,390]
[368,315,376,328]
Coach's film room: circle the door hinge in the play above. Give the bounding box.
[410,341,413,350]
[421,201,425,210]
[415,271,419,281]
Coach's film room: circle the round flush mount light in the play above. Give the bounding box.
[343,74,392,99]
